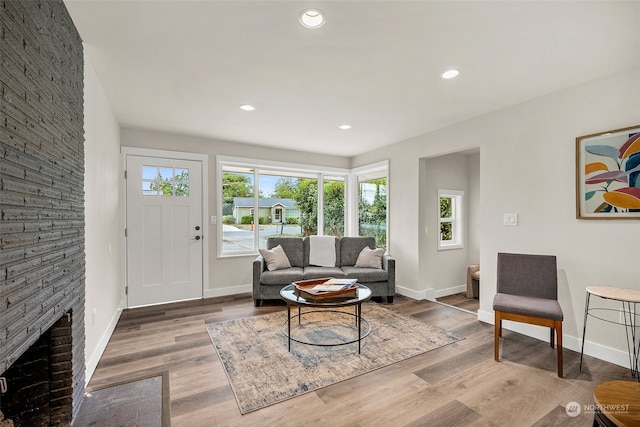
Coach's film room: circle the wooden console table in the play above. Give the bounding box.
[580,286,640,379]
[593,381,640,426]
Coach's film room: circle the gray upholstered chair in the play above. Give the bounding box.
[493,252,564,377]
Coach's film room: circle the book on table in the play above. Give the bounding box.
[293,278,358,300]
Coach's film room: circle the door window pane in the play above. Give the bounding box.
[142,165,189,196]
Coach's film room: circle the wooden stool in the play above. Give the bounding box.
[593,381,640,426]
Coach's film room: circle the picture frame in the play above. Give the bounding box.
[576,125,640,219]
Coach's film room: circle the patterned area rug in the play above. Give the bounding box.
[206,304,461,414]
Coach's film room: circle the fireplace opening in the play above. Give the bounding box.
[0,311,74,427]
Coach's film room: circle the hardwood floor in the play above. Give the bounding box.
[84,294,631,426]
[436,292,479,313]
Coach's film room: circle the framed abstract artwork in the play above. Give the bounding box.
[576,125,640,219]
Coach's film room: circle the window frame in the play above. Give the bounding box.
[437,189,464,251]
[217,156,353,257]
[351,160,389,252]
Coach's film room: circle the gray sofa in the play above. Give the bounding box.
[252,236,395,306]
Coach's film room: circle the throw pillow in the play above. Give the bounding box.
[259,245,292,271]
[354,246,384,269]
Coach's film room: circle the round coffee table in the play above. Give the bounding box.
[280,283,372,354]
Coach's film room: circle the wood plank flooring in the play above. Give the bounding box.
[436,292,479,313]
[83,294,631,427]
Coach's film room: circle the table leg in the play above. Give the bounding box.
[580,292,591,371]
[357,303,362,354]
[298,305,301,325]
[288,303,291,352]
[622,301,639,378]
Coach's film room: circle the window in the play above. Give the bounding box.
[142,165,189,196]
[354,162,388,251]
[438,189,464,250]
[219,157,349,256]
[323,176,345,237]
[218,157,388,256]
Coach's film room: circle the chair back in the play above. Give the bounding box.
[496,252,557,300]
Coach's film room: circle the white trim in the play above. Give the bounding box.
[433,284,467,299]
[85,297,125,385]
[478,309,631,369]
[204,284,252,299]
[395,284,436,302]
[121,147,209,307]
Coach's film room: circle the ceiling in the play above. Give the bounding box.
[64,1,640,157]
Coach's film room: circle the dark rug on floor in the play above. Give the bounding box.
[74,372,170,426]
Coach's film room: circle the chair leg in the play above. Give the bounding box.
[556,320,563,378]
[550,327,555,348]
[494,311,501,362]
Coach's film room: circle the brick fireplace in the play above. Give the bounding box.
[1,0,86,424]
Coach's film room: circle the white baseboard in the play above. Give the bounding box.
[396,285,433,301]
[477,309,630,369]
[396,284,467,302]
[433,284,466,299]
[85,297,125,386]
[204,284,252,299]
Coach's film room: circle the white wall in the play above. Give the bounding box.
[83,55,125,383]
[91,66,639,370]
[417,152,480,300]
[354,67,640,366]
[120,128,350,295]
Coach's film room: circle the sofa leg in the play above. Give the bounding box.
[253,299,261,307]
[387,296,394,303]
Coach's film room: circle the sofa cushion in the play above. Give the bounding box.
[341,266,389,282]
[308,236,337,267]
[267,237,304,267]
[340,236,377,266]
[354,246,384,269]
[302,266,346,280]
[260,267,304,285]
[303,237,341,267]
[259,245,292,271]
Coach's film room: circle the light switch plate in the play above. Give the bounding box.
[504,213,518,226]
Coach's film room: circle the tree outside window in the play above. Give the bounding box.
[438,189,464,250]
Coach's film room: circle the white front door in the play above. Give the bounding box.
[125,154,203,307]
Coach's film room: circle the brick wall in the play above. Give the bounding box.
[1,312,75,425]
[0,0,86,420]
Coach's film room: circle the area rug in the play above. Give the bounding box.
[206,304,460,414]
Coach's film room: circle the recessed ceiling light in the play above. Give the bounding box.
[442,69,460,79]
[339,124,352,130]
[299,9,325,28]
[239,104,255,111]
